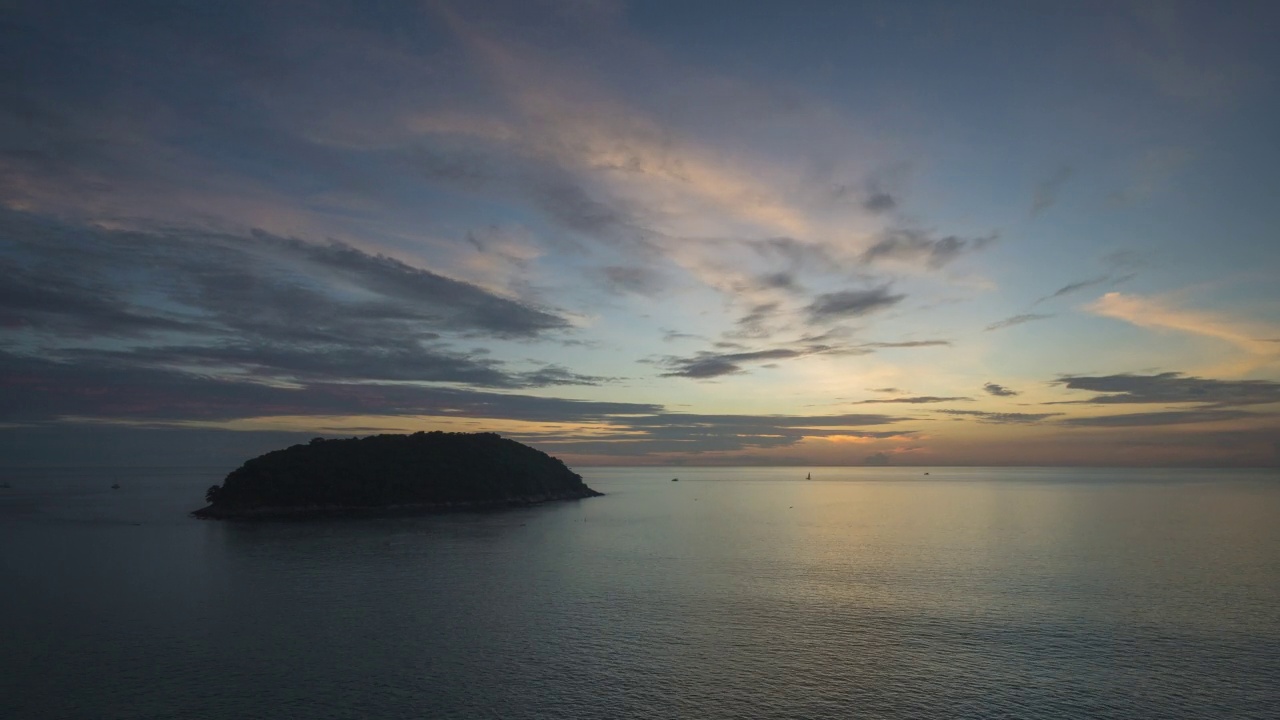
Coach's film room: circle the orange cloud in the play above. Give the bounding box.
[1086,292,1280,373]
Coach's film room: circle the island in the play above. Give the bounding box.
[192,431,602,520]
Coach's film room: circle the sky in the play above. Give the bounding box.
[2,0,1279,467]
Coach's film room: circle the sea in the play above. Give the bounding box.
[1,466,1278,720]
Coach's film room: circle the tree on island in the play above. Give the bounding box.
[194,431,601,519]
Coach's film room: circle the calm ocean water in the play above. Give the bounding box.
[1,466,1278,719]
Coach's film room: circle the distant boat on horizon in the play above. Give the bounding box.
[806,472,811,480]
[0,481,10,489]
[111,482,120,490]
[671,477,679,482]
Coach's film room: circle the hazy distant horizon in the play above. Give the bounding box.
[0,426,1275,471]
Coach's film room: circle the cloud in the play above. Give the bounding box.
[1087,292,1280,359]
[1,210,570,339]
[856,396,972,405]
[807,286,905,322]
[867,387,902,394]
[658,334,948,380]
[937,410,1062,424]
[0,0,1006,370]
[512,364,614,387]
[985,313,1054,332]
[749,271,800,292]
[863,192,897,213]
[532,413,913,456]
[657,346,843,379]
[64,343,600,389]
[860,340,951,349]
[1,348,920,457]
[1054,372,1280,407]
[1058,409,1256,427]
[0,351,641,425]
[0,209,587,389]
[859,228,997,269]
[983,382,1019,397]
[728,302,783,339]
[1034,273,1135,305]
[1031,166,1073,216]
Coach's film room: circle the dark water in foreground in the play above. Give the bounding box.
[2,466,1279,719]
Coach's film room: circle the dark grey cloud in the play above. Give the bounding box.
[511,364,613,388]
[63,343,519,387]
[2,209,569,338]
[0,260,204,338]
[985,313,1053,331]
[0,209,585,389]
[937,410,1061,424]
[1035,275,1109,304]
[863,192,897,213]
[1031,166,1073,216]
[827,179,896,214]
[0,352,911,456]
[730,302,782,339]
[1054,372,1280,407]
[856,396,972,405]
[1058,409,1256,427]
[0,351,642,425]
[750,272,800,292]
[861,340,952,349]
[860,228,997,269]
[522,167,638,238]
[658,347,831,379]
[660,333,947,380]
[1033,272,1136,305]
[983,382,1018,397]
[808,286,905,321]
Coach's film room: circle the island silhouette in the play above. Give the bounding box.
[193,431,601,519]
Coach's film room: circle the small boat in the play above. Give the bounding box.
[110,483,121,490]
[0,482,10,489]
[806,472,811,480]
[671,478,679,482]
[923,472,930,476]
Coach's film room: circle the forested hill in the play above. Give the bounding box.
[193,432,601,519]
